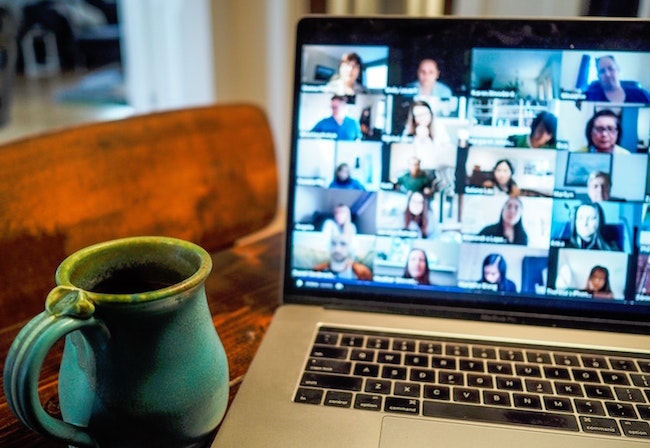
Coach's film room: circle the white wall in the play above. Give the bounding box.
[453,0,586,16]
[118,0,216,112]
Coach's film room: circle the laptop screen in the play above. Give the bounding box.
[283,17,650,330]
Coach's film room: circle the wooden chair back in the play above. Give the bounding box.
[0,103,278,325]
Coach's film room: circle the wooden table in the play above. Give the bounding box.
[0,231,284,447]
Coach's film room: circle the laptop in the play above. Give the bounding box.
[212,16,650,447]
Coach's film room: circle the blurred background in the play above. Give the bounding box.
[0,0,647,205]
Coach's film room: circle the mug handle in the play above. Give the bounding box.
[3,286,102,448]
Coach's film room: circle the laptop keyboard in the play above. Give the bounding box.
[294,326,650,439]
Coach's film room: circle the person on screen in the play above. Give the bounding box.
[402,100,451,147]
[403,248,431,285]
[585,55,650,104]
[325,52,367,96]
[311,95,362,141]
[507,111,557,149]
[482,159,520,196]
[577,109,629,154]
[313,232,372,280]
[408,58,452,98]
[480,254,517,292]
[321,203,357,239]
[329,163,365,190]
[479,197,528,245]
[581,265,614,299]
[395,156,436,195]
[404,191,435,239]
[562,202,620,251]
[586,171,611,203]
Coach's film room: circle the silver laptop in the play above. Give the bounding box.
[212,16,650,447]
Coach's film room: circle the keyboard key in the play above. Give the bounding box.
[526,351,552,364]
[350,349,375,362]
[306,358,351,374]
[410,368,436,382]
[394,382,420,397]
[310,345,348,359]
[365,379,391,394]
[446,344,469,357]
[637,404,650,420]
[575,399,605,416]
[404,354,428,367]
[582,356,608,369]
[584,384,614,399]
[515,364,542,377]
[496,376,523,391]
[300,373,362,391]
[473,347,497,359]
[315,332,339,345]
[610,358,638,372]
[422,402,579,431]
[424,385,450,401]
[638,360,650,373]
[513,393,542,410]
[377,351,402,364]
[525,379,553,394]
[605,401,638,419]
[601,371,629,385]
[500,348,524,362]
[431,356,456,370]
[324,391,352,408]
[453,388,480,404]
[381,366,407,380]
[620,420,650,439]
[419,341,442,354]
[385,397,420,415]
[366,337,389,350]
[614,387,646,403]
[392,339,416,352]
[554,353,580,367]
[571,369,601,383]
[554,381,583,397]
[354,394,382,411]
[630,374,650,388]
[467,374,493,388]
[460,359,485,372]
[483,391,510,407]
[544,366,570,380]
[294,387,323,404]
[439,372,464,386]
[488,362,512,375]
[544,396,573,413]
[354,363,379,377]
[341,335,364,347]
[579,416,620,436]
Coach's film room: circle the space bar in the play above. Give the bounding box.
[422,402,579,431]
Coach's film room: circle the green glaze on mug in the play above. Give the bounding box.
[3,236,229,447]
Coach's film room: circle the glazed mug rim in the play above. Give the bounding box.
[54,236,212,304]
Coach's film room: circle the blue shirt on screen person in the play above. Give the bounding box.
[311,95,362,141]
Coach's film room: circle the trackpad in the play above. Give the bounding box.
[379,416,623,448]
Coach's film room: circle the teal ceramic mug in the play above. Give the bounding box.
[3,236,229,447]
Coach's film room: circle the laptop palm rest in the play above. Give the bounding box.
[379,416,644,448]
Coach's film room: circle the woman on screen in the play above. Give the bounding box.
[581,265,614,299]
[403,248,431,285]
[479,197,528,245]
[577,109,629,154]
[507,111,557,149]
[562,202,620,251]
[404,191,435,239]
[480,254,517,292]
[482,159,520,196]
[326,52,367,96]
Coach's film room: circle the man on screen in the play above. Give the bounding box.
[313,233,372,280]
[311,95,362,141]
[585,55,650,104]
